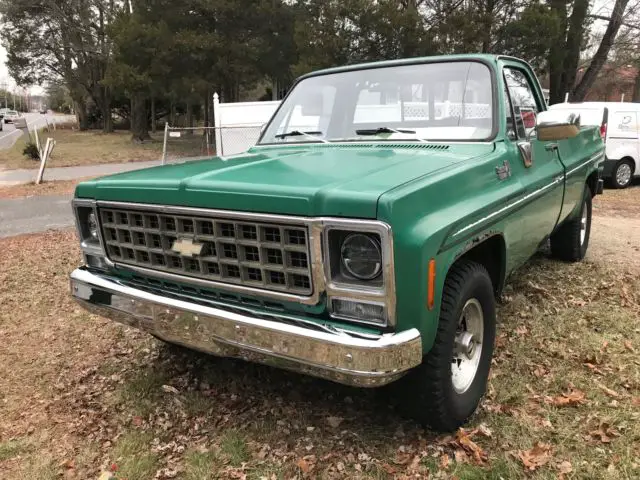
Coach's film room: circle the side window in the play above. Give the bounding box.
[503,83,517,141]
[504,68,540,140]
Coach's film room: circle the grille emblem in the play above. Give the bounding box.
[172,238,204,257]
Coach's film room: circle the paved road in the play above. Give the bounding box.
[0,113,76,150]
[0,193,74,238]
[0,160,161,186]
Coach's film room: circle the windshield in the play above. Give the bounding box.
[259,61,494,144]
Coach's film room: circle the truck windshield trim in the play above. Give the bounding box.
[258,59,498,145]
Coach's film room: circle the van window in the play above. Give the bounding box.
[609,111,638,138]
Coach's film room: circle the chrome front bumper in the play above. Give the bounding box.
[70,268,422,387]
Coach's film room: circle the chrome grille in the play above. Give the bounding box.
[99,207,313,295]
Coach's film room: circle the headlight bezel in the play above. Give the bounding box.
[321,219,395,327]
[72,198,105,256]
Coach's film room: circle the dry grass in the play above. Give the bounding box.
[0,212,638,478]
[0,178,93,199]
[0,130,163,170]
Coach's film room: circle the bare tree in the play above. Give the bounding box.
[572,0,631,100]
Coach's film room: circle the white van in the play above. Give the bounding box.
[548,101,639,188]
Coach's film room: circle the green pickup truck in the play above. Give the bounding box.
[70,54,605,431]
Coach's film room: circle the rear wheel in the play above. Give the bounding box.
[550,185,592,262]
[392,260,496,432]
[611,159,634,189]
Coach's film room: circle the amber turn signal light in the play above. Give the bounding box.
[427,258,436,310]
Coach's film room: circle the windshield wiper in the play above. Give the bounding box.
[355,126,428,143]
[274,130,329,143]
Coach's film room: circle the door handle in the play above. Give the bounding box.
[545,143,559,151]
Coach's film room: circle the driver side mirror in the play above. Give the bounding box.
[536,110,580,141]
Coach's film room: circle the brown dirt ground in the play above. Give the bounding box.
[590,185,640,272]
[0,189,638,479]
[0,178,93,200]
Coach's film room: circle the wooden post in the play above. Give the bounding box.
[213,92,222,156]
[35,137,56,185]
[161,122,169,164]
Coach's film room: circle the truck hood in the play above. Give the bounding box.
[76,143,494,218]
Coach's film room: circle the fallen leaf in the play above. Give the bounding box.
[297,458,310,473]
[596,382,620,399]
[547,389,586,406]
[326,416,343,428]
[454,449,469,463]
[382,463,396,474]
[453,428,487,464]
[623,340,634,353]
[161,384,179,394]
[476,423,492,438]
[589,422,620,443]
[517,442,553,471]
[558,460,573,477]
[439,454,451,469]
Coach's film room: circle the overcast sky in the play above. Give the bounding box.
[0,0,614,97]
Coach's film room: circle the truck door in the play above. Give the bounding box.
[503,66,565,259]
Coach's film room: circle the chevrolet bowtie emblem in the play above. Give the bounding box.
[171,238,204,257]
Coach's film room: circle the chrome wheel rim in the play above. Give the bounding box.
[452,298,484,394]
[580,202,588,245]
[616,163,632,186]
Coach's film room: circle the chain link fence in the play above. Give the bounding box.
[215,124,262,157]
[161,125,216,164]
[161,124,263,164]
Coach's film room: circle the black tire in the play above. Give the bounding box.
[392,260,496,432]
[550,185,592,262]
[610,159,634,189]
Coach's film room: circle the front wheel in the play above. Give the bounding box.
[550,185,592,262]
[392,260,496,432]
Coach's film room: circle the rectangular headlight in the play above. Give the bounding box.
[322,220,395,327]
[72,199,103,255]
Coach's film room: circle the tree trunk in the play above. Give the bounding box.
[102,87,113,133]
[151,97,156,133]
[562,0,590,99]
[547,0,568,105]
[185,101,193,135]
[130,92,150,142]
[572,0,630,101]
[73,99,88,131]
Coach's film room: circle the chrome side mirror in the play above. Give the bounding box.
[536,110,580,141]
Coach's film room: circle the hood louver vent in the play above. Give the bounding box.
[299,142,450,150]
